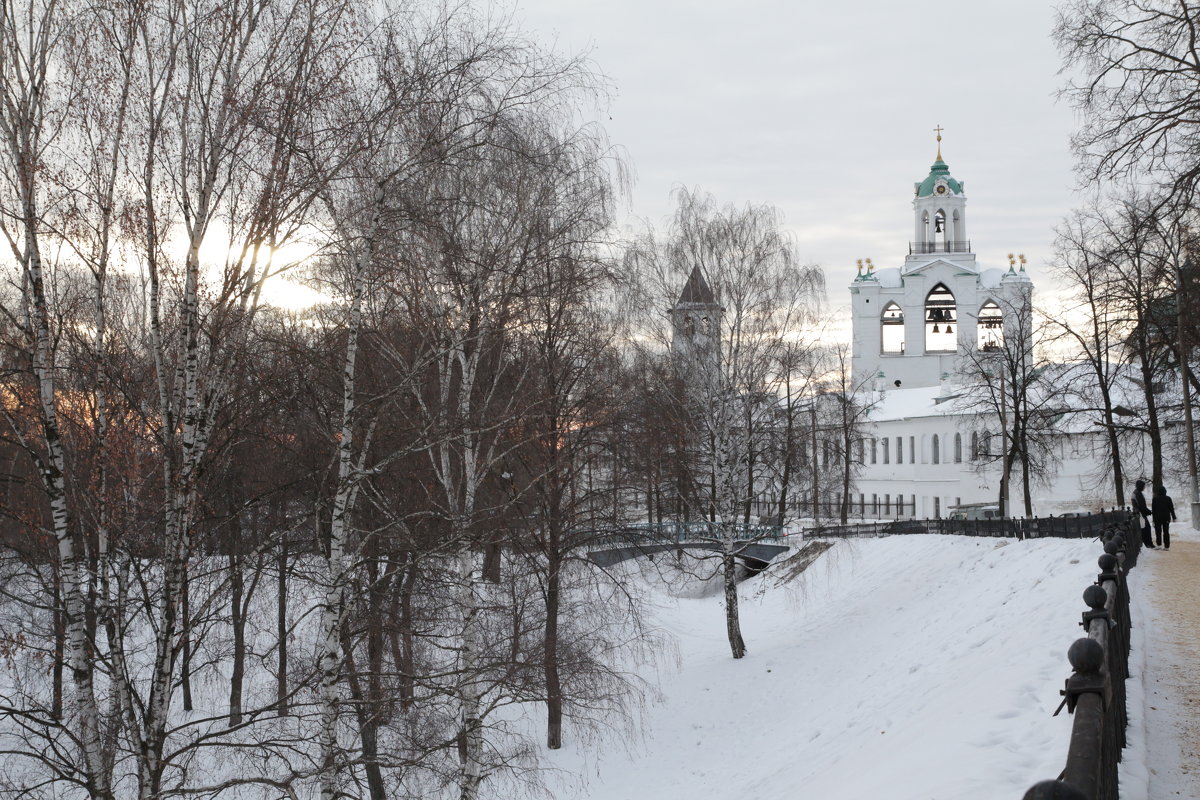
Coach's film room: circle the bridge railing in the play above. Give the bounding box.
[1023,513,1140,800]
[586,521,786,550]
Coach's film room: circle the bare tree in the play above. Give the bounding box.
[0,2,113,795]
[957,296,1060,517]
[1056,0,1200,203]
[1050,203,1145,506]
[627,189,824,659]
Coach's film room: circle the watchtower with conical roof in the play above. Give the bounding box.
[671,266,723,378]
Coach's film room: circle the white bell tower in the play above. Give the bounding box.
[909,127,969,263]
[848,131,1033,391]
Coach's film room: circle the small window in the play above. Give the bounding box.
[954,432,962,463]
[871,438,877,464]
[896,436,903,464]
[883,439,890,464]
[932,434,940,464]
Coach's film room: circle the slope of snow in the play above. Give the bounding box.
[547,534,1106,800]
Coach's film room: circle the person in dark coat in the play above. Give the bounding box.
[1132,479,1154,548]
[1152,484,1177,550]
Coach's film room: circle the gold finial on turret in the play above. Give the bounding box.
[1007,253,1016,273]
[857,258,863,275]
[1018,253,1027,272]
[933,124,944,160]
[865,257,874,272]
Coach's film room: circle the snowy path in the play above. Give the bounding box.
[1128,528,1200,800]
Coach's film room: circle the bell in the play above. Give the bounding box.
[946,324,953,334]
[932,324,940,333]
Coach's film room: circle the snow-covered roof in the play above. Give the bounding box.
[866,385,969,422]
[979,268,1006,289]
[872,267,903,288]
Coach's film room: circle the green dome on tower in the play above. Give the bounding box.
[916,156,963,197]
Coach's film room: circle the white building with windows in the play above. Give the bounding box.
[847,145,1099,519]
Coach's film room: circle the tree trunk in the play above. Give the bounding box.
[722,541,746,659]
[544,546,563,749]
[181,568,193,713]
[51,576,64,720]
[277,528,289,715]
[340,624,387,800]
[391,554,418,712]
[229,549,245,726]
[456,548,486,800]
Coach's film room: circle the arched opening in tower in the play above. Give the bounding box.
[925,283,957,352]
[978,300,1004,351]
[881,302,905,353]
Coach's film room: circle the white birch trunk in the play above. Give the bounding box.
[455,546,486,800]
[319,184,384,799]
[0,8,111,789]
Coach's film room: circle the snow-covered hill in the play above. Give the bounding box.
[546,534,1103,800]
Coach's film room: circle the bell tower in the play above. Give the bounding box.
[910,126,969,261]
[849,130,1034,391]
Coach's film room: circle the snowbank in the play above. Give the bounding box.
[547,534,1102,800]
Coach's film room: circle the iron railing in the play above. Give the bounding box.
[909,240,971,255]
[1023,513,1139,800]
[804,509,1131,541]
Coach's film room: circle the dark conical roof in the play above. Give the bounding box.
[677,266,716,305]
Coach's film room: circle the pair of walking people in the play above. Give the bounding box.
[1132,479,1176,549]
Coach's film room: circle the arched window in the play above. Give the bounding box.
[981,430,992,457]
[881,302,905,353]
[925,283,957,352]
[931,434,940,464]
[954,432,962,463]
[979,300,1004,351]
[971,430,979,459]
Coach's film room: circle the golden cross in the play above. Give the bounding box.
[933,125,944,159]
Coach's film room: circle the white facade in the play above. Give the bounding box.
[849,150,1033,391]
[848,149,1083,518]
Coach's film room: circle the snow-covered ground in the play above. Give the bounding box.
[545,534,1115,800]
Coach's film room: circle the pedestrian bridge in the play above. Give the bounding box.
[586,523,789,570]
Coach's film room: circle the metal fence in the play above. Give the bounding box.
[804,509,1133,542]
[1023,513,1140,800]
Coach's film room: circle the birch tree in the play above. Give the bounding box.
[627,189,824,659]
[0,2,113,795]
[113,0,357,795]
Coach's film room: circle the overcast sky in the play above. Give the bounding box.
[515,0,1082,309]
